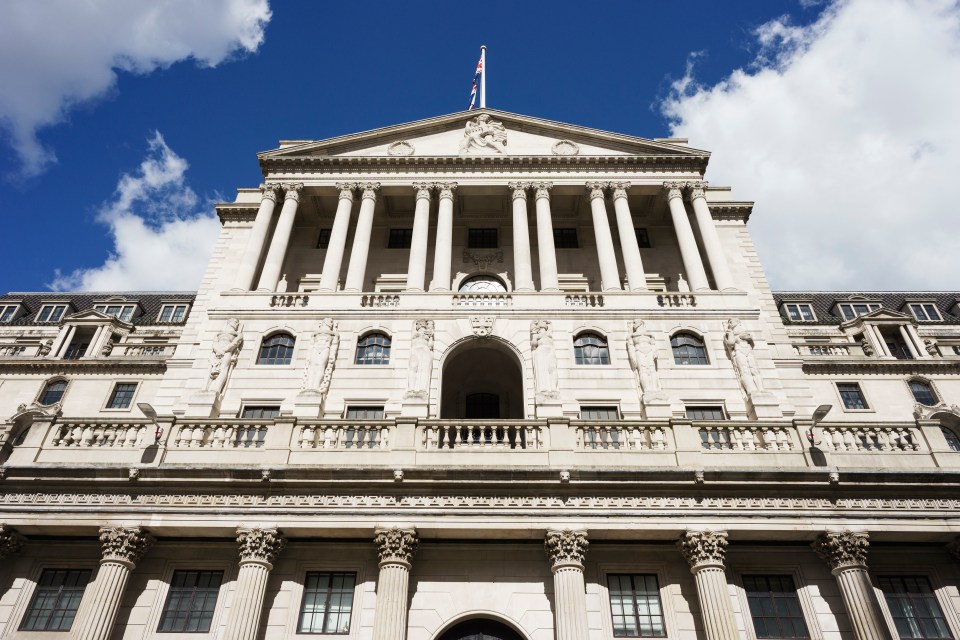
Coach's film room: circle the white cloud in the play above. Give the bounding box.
[661,0,960,291]
[49,132,220,291]
[0,0,271,177]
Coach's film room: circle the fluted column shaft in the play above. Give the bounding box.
[343,183,380,292]
[223,528,286,640]
[234,184,280,290]
[664,182,709,291]
[74,527,154,640]
[319,184,356,291]
[256,184,303,291]
[688,183,733,290]
[406,184,433,291]
[533,182,559,291]
[611,182,648,291]
[509,182,535,291]
[429,184,456,291]
[372,527,418,640]
[586,183,622,292]
[678,531,738,640]
[545,530,590,640]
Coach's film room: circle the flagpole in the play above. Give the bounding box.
[480,45,486,108]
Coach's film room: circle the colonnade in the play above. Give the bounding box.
[232,180,735,294]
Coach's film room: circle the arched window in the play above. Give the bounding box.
[908,380,938,406]
[458,275,507,293]
[257,333,295,365]
[942,427,960,452]
[671,332,708,365]
[574,332,610,365]
[39,380,67,405]
[355,332,391,365]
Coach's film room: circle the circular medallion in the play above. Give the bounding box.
[551,140,580,156]
[387,141,415,156]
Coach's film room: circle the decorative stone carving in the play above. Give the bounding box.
[610,181,631,200]
[100,335,115,356]
[626,320,665,401]
[860,338,875,357]
[462,249,504,271]
[282,182,304,202]
[663,180,685,201]
[37,338,53,357]
[203,319,243,397]
[436,182,458,200]
[686,180,707,200]
[99,526,154,564]
[13,400,61,421]
[812,530,870,570]
[914,402,960,420]
[924,339,940,357]
[551,140,580,156]
[359,182,381,201]
[302,318,339,395]
[0,523,25,559]
[544,529,589,567]
[531,320,559,400]
[404,320,435,400]
[260,183,281,202]
[532,181,552,200]
[387,140,415,156]
[585,181,607,200]
[236,527,286,565]
[724,319,765,396]
[459,114,507,154]
[336,182,356,201]
[677,530,728,568]
[470,316,494,337]
[413,182,433,200]
[374,527,418,565]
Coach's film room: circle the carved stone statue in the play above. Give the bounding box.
[626,320,665,400]
[203,318,243,397]
[459,114,507,154]
[924,339,939,357]
[860,338,875,357]
[405,320,435,399]
[531,320,559,400]
[302,318,339,394]
[37,339,53,357]
[723,318,764,396]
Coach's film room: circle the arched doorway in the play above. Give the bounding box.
[440,338,524,420]
[437,619,525,640]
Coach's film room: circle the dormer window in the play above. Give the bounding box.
[837,302,881,321]
[907,303,942,322]
[158,304,189,323]
[37,304,68,323]
[0,304,20,323]
[782,302,816,322]
[94,304,136,322]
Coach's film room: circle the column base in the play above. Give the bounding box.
[747,392,783,419]
[185,391,220,418]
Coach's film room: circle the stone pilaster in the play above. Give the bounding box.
[677,530,738,640]
[545,529,590,640]
[0,523,25,560]
[223,527,286,640]
[812,531,894,640]
[74,526,154,640]
[372,527,418,640]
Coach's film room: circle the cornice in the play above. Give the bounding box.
[0,358,168,374]
[708,201,753,222]
[801,359,960,374]
[216,204,259,224]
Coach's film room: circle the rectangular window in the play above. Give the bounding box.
[909,303,942,322]
[37,304,68,323]
[387,228,413,249]
[344,406,385,420]
[298,572,356,634]
[878,576,953,640]
[634,228,651,249]
[686,406,726,420]
[158,304,189,323]
[19,568,91,632]
[317,228,332,249]
[0,304,19,322]
[743,575,810,639]
[607,574,666,637]
[158,570,224,633]
[107,382,137,409]
[837,302,881,321]
[837,382,868,410]
[553,228,579,248]
[783,303,816,322]
[580,406,620,421]
[241,405,281,419]
[468,228,498,249]
[63,341,89,360]
[94,304,136,322]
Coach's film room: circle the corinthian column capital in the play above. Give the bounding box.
[532,181,553,200]
[663,181,686,201]
[610,181,631,200]
[282,183,304,202]
[0,523,25,559]
[812,530,870,571]
[374,527,418,567]
[677,530,728,570]
[336,182,356,201]
[357,182,380,201]
[99,526,154,566]
[236,527,286,565]
[545,529,589,569]
[508,181,530,200]
[686,180,708,200]
[260,183,281,202]
[436,182,458,200]
[585,181,607,200]
[413,182,433,200]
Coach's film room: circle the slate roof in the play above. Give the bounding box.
[0,292,196,326]
[772,292,960,326]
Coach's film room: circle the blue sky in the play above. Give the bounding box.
[2,0,957,293]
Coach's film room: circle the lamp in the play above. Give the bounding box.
[137,403,163,444]
[807,404,832,445]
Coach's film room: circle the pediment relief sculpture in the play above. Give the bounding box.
[551,139,580,156]
[459,114,507,154]
[387,140,415,156]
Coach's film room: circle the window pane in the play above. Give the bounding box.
[345,406,385,420]
[19,569,91,632]
[581,406,619,420]
[241,406,280,419]
[40,380,67,405]
[158,570,223,633]
[607,574,666,638]
[317,228,332,249]
[107,383,137,409]
[468,228,498,248]
[743,575,810,639]
[574,333,610,365]
[355,333,391,364]
[1,305,17,322]
[634,228,651,248]
[837,383,867,409]
[671,333,708,365]
[553,228,578,248]
[686,406,725,420]
[298,572,356,634]
[388,228,413,249]
[257,333,295,365]
[909,381,938,406]
[879,576,952,640]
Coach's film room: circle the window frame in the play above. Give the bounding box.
[579,405,621,421]
[836,301,882,321]
[907,379,939,407]
[573,331,611,366]
[0,303,21,323]
[36,303,69,323]
[296,571,359,635]
[240,405,282,420]
[781,302,817,323]
[37,378,69,406]
[731,565,821,640]
[907,303,943,322]
[93,303,137,322]
[553,227,579,249]
[343,405,386,420]
[686,405,727,421]
[284,561,365,638]
[103,381,140,411]
[354,332,391,366]
[634,227,652,249]
[387,228,413,249]
[158,303,190,323]
[17,566,93,633]
[835,381,871,412]
[875,574,958,640]
[671,331,710,366]
[599,564,677,640]
[316,228,332,249]
[467,227,499,249]
[740,574,812,639]
[941,427,960,452]
[157,569,226,634]
[256,332,296,366]
[146,562,232,639]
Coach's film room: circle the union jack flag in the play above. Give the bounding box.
[468,54,483,110]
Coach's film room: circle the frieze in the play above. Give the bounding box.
[0,359,167,374]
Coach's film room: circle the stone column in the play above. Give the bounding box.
[256,183,303,292]
[533,182,560,291]
[898,325,922,358]
[222,527,286,640]
[52,325,77,358]
[812,531,894,640]
[687,182,734,290]
[372,527,418,640]
[74,526,154,640]
[545,529,590,640]
[319,183,356,292]
[664,182,709,291]
[677,530,738,640]
[234,184,280,291]
[509,182,535,292]
[429,183,457,291]
[586,182,622,292]
[406,183,433,291]
[610,182,648,291]
[344,182,380,292]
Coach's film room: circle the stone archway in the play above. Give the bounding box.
[437,619,526,640]
[440,338,524,419]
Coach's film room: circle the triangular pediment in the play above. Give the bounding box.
[259,109,709,160]
[839,308,914,328]
[63,309,133,329]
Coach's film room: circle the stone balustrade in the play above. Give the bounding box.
[576,423,668,450]
[451,293,513,308]
[563,294,604,308]
[360,294,400,308]
[298,421,392,449]
[698,424,797,451]
[172,422,269,448]
[793,343,865,357]
[420,421,543,450]
[818,425,922,452]
[120,344,173,357]
[52,422,148,448]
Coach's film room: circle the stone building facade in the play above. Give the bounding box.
[0,109,959,640]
